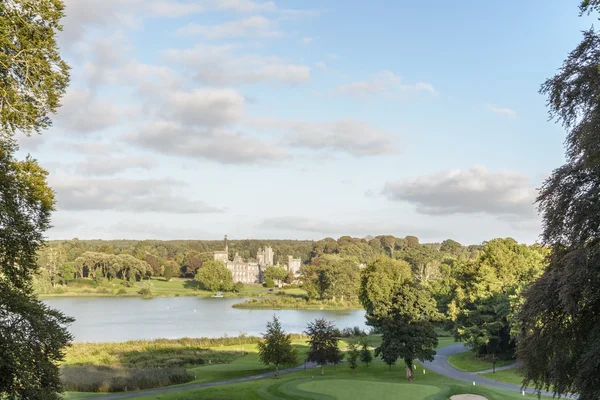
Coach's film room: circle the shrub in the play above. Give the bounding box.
[96,287,110,294]
[263,278,275,288]
[233,282,244,292]
[60,366,193,392]
[138,282,155,298]
[116,288,127,295]
[163,265,173,281]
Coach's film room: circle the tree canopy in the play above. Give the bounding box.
[516,3,600,398]
[305,318,343,375]
[257,316,298,377]
[195,260,234,292]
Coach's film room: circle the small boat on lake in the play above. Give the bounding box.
[212,291,223,298]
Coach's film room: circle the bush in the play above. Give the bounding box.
[60,366,193,392]
[96,287,110,294]
[138,282,155,298]
[93,275,104,286]
[263,278,275,288]
[233,282,244,292]
[116,288,127,295]
[163,265,173,281]
[339,326,366,337]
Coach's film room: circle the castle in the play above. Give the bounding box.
[213,236,302,284]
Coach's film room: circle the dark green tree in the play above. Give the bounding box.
[257,316,298,378]
[359,337,373,367]
[516,3,600,398]
[347,343,359,374]
[264,266,288,283]
[305,318,343,375]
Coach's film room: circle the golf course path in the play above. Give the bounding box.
[422,344,568,398]
[474,361,522,375]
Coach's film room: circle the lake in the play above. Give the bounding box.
[43,297,367,342]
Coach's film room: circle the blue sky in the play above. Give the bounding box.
[17,0,595,245]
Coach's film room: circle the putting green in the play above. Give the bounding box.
[294,379,440,399]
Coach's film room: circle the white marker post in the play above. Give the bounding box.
[473,381,476,386]
[423,369,425,374]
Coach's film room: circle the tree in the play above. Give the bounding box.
[257,316,298,377]
[37,245,66,287]
[163,261,175,281]
[195,260,234,292]
[359,337,373,367]
[379,343,399,371]
[0,141,73,399]
[143,254,162,276]
[360,256,439,381]
[233,281,244,292]
[516,3,600,398]
[301,255,360,302]
[347,343,359,374]
[305,318,343,375]
[449,239,547,356]
[264,278,275,288]
[0,0,70,137]
[264,266,288,283]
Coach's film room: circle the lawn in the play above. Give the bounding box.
[448,350,515,372]
[130,360,552,400]
[481,367,524,386]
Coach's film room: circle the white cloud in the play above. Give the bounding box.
[250,118,398,156]
[259,216,447,238]
[176,16,281,38]
[485,104,517,118]
[54,88,123,134]
[301,36,313,44]
[315,61,327,70]
[382,165,537,218]
[148,1,204,17]
[165,88,246,127]
[129,121,288,164]
[164,44,310,85]
[52,177,222,213]
[75,156,157,176]
[335,70,436,99]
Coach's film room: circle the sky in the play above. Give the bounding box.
[16,0,597,245]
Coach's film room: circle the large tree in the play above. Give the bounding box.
[0,141,73,399]
[257,316,298,378]
[304,318,343,375]
[195,260,234,292]
[0,1,73,398]
[516,3,600,398]
[301,255,360,302]
[360,256,439,380]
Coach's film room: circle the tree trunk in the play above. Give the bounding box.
[321,365,324,375]
[275,364,279,378]
[405,359,414,381]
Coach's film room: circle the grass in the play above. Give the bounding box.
[448,350,515,372]
[232,296,363,310]
[40,278,270,299]
[60,334,463,399]
[481,367,524,386]
[127,359,551,400]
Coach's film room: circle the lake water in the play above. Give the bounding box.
[43,297,367,342]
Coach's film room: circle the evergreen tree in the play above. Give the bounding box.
[257,316,297,378]
[347,343,359,374]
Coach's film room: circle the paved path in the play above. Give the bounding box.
[93,343,573,399]
[422,344,572,398]
[474,360,521,375]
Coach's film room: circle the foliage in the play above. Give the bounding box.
[359,337,373,367]
[360,256,439,380]
[516,6,600,398]
[163,262,174,281]
[0,141,73,399]
[264,266,288,282]
[194,260,234,292]
[232,296,361,310]
[0,0,70,137]
[448,238,547,356]
[347,343,359,373]
[264,278,275,288]
[60,366,193,393]
[138,281,155,297]
[257,316,298,377]
[233,281,244,292]
[301,255,360,301]
[305,318,344,375]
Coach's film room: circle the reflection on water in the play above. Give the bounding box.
[43,297,367,342]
